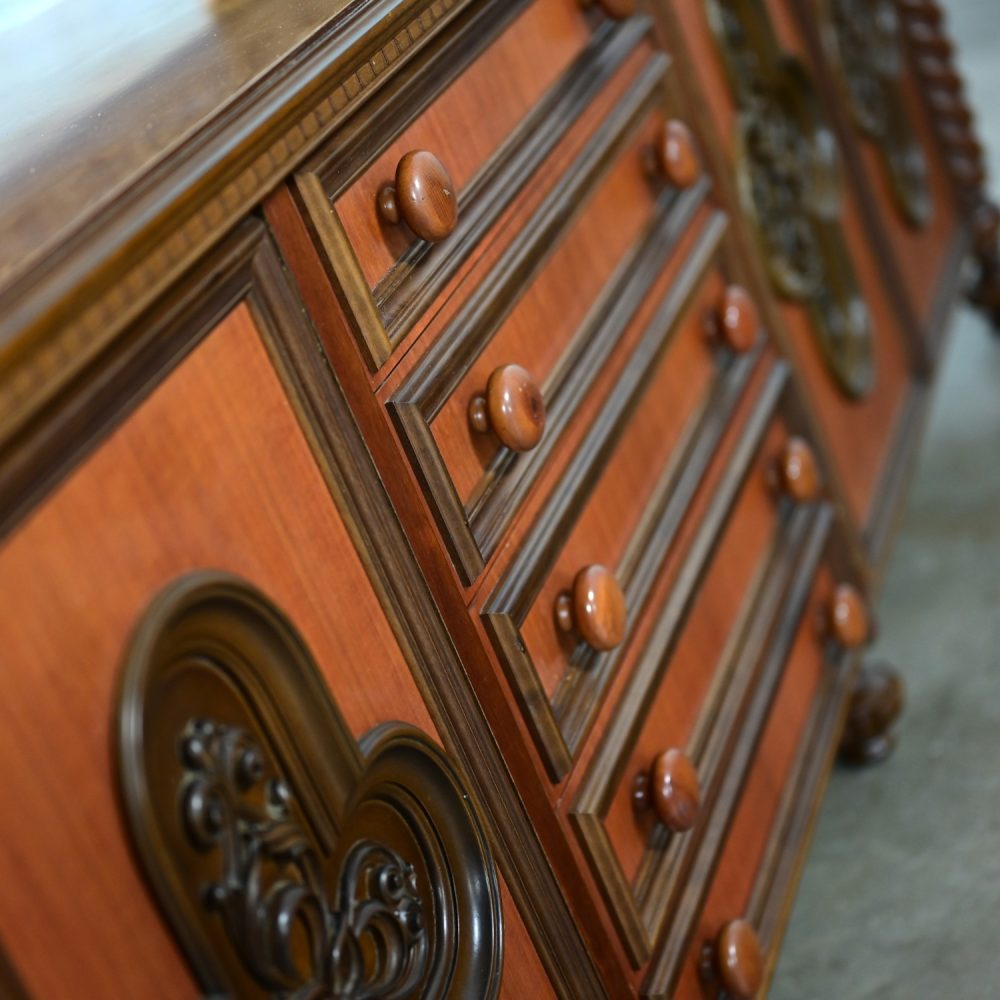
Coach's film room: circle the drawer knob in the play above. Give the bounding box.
[716,284,759,354]
[378,150,458,243]
[657,120,701,189]
[633,748,701,832]
[776,437,821,503]
[829,583,870,649]
[708,919,763,999]
[555,564,626,651]
[469,364,546,452]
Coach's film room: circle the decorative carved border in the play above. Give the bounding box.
[117,572,504,998]
[0,0,470,456]
[481,216,762,780]
[818,0,934,228]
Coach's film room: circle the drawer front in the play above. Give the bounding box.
[480,219,769,780]
[790,0,965,360]
[333,0,591,294]
[665,0,922,540]
[387,50,713,582]
[298,3,657,369]
[662,565,856,1000]
[567,371,839,966]
[0,236,550,999]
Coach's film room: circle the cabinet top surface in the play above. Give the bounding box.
[0,0,350,287]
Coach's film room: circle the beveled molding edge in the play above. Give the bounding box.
[116,571,504,998]
[0,0,471,448]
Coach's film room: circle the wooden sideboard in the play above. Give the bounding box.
[0,1,992,997]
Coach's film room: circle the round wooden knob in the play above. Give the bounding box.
[716,920,763,999]
[635,749,701,832]
[377,150,457,243]
[589,0,637,19]
[468,364,545,452]
[555,565,626,651]
[716,285,758,354]
[776,437,821,503]
[829,583,870,649]
[657,120,700,190]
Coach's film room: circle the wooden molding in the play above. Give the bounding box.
[0,0,475,460]
[482,216,763,780]
[388,52,673,582]
[116,572,504,998]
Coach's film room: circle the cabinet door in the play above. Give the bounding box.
[0,224,561,999]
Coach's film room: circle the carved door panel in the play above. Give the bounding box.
[788,0,967,362]
[0,225,558,998]
[659,0,928,565]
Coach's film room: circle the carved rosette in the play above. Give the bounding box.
[821,0,933,227]
[116,573,503,999]
[707,0,875,397]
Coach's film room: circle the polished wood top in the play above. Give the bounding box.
[0,0,348,290]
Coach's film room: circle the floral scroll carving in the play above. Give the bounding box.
[821,0,933,226]
[707,0,875,397]
[117,572,503,999]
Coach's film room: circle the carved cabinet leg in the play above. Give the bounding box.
[839,661,905,765]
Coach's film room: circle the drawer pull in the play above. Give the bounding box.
[829,583,870,649]
[584,0,637,20]
[701,919,763,1000]
[657,119,701,190]
[468,363,546,452]
[715,284,759,354]
[632,748,701,832]
[775,437,821,503]
[555,564,626,651]
[377,150,458,243]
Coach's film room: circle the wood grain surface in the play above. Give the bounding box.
[0,303,551,998]
[334,0,590,288]
[672,566,830,999]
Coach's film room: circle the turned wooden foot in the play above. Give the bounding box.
[839,662,905,766]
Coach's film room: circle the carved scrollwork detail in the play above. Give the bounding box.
[821,0,933,226]
[180,719,427,997]
[707,0,875,397]
[116,572,503,999]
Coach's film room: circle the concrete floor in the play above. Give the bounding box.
[773,3,1000,997]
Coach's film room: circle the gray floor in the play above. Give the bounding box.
[773,3,1000,997]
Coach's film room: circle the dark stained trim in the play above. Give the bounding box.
[482,215,762,781]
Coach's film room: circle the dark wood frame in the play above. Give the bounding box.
[0,0,478,478]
